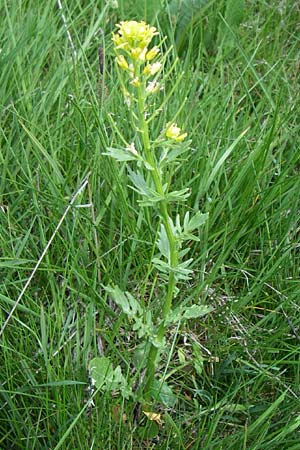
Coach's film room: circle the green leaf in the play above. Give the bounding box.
[183,211,190,230]
[128,168,164,204]
[204,128,249,197]
[178,348,186,364]
[152,257,172,275]
[19,121,64,184]
[127,292,142,316]
[165,304,212,325]
[178,247,191,258]
[88,357,131,398]
[132,312,154,339]
[104,285,130,314]
[138,422,159,440]
[185,211,209,232]
[165,188,190,203]
[127,169,150,196]
[160,142,190,166]
[180,232,200,242]
[134,0,164,21]
[152,257,194,280]
[133,342,150,369]
[150,335,166,349]
[104,286,155,340]
[192,343,204,376]
[167,0,211,53]
[157,224,170,259]
[104,285,142,317]
[165,306,184,324]
[225,0,244,28]
[217,0,244,51]
[183,304,212,319]
[153,379,177,408]
[173,259,194,280]
[89,357,113,389]
[247,391,286,435]
[103,147,137,162]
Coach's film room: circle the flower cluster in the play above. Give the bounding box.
[112,21,158,61]
[112,20,187,142]
[166,123,187,142]
[112,20,162,83]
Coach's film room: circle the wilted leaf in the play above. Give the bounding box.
[112,405,127,423]
[143,411,164,425]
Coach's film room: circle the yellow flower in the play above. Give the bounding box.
[112,21,158,53]
[115,54,128,70]
[166,123,187,142]
[143,62,161,76]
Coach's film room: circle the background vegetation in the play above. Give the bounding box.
[0,0,299,448]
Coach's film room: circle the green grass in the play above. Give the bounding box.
[1,0,300,448]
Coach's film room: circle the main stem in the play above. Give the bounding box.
[136,81,178,402]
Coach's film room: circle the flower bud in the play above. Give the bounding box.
[146,46,160,61]
[115,54,129,70]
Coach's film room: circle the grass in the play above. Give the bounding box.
[1,0,300,448]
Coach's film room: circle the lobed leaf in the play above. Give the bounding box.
[103,147,137,162]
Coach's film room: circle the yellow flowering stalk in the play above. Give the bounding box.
[100,20,209,408]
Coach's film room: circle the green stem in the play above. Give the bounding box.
[136,78,178,403]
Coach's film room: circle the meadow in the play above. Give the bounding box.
[0,0,300,448]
